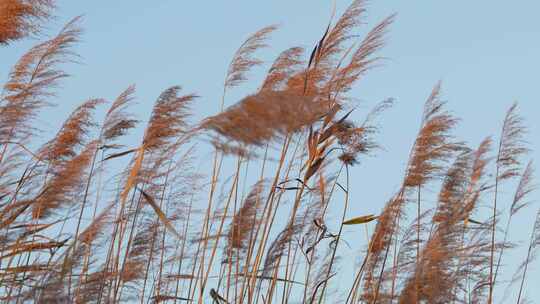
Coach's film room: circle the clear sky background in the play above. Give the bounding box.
[1,0,539,302]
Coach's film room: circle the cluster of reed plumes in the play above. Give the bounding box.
[1,1,539,303]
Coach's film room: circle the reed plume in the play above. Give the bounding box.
[29,98,103,219]
[362,83,461,303]
[0,0,54,44]
[260,47,305,92]
[488,102,528,302]
[312,0,366,75]
[399,152,474,303]
[510,161,535,216]
[142,86,195,153]
[492,161,536,288]
[324,15,394,101]
[101,85,138,147]
[203,91,326,147]
[403,82,461,188]
[32,140,97,219]
[225,180,265,260]
[0,16,81,143]
[495,103,528,182]
[224,25,277,90]
[0,17,81,203]
[335,98,393,165]
[39,98,103,162]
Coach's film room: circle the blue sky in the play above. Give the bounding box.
[1,0,539,301]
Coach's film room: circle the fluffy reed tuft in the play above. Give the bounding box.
[203,91,326,146]
[224,25,277,90]
[142,86,196,152]
[101,85,138,146]
[225,180,265,259]
[32,140,97,219]
[403,82,462,188]
[0,0,54,44]
[0,16,81,142]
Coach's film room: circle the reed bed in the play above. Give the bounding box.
[0,1,538,303]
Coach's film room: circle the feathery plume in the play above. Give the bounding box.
[325,15,394,99]
[142,86,196,152]
[492,161,535,290]
[39,98,104,162]
[101,85,138,145]
[0,16,81,142]
[363,84,460,302]
[260,47,304,92]
[32,140,97,219]
[225,180,265,259]
[404,82,461,188]
[462,137,492,218]
[119,222,159,286]
[496,103,528,182]
[336,98,394,165]
[399,152,473,303]
[0,0,54,44]
[488,102,528,301]
[314,0,365,70]
[510,161,535,216]
[224,25,277,89]
[203,91,326,146]
[361,195,404,302]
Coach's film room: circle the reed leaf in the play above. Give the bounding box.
[342,214,378,225]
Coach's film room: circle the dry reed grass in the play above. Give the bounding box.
[0,1,538,303]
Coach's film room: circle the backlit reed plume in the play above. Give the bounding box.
[32,140,97,219]
[203,91,327,147]
[360,194,404,303]
[101,85,138,147]
[118,221,159,292]
[224,25,277,90]
[263,223,303,277]
[119,86,195,206]
[0,16,81,143]
[225,180,265,260]
[0,17,81,202]
[107,86,196,302]
[493,161,535,288]
[399,152,474,303]
[0,0,54,44]
[495,103,528,182]
[142,86,195,154]
[403,82,461,188]
[30,97,102,219]
[335,98,394,166]
[260,47,305,92]
[324,15,394,101]
[509,161,535,216]
[311,0,366,76]
[362,83,460,303]
[39,98,103,162]
[488,102,528,302]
